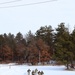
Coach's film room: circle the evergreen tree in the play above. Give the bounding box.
[0,35,5,61]
[54,23,74,69]
[70,28,75,68]
[35,25,54,57]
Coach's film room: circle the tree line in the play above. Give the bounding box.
[0,23,75,69]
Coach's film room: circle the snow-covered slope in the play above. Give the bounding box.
[0,64,75,75]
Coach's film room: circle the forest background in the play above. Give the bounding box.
[0,23,75,69]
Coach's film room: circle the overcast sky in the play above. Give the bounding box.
[0,0,75,35]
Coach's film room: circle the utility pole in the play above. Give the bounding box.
[36,44,41,64]
[39,50,40,63]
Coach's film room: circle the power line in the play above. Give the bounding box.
[0,0,22,5]
[0,0,57,8]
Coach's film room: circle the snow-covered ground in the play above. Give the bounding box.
[0,64,75,75]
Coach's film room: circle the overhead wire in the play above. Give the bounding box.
[0,0,57,8]
[0,0,22,5]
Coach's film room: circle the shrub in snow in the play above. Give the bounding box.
[27,69,31,75]
[27,69,44,75]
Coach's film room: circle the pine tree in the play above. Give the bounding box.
[54,23,74,69]
[35,25,54,58]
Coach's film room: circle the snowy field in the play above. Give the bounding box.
[0,64,75,75]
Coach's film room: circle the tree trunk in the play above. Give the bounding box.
[70,58,74,68]
[66,63,69,70]
[66,58,69,70]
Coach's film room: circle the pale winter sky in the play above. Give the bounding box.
[0,0,75,35]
